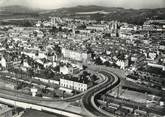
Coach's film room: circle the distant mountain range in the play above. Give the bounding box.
[0,5,165,24]
[0,5,40,14]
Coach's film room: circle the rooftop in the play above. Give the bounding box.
[61,73,92,84]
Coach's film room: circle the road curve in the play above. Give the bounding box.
[81,70,120,117]
[0,71,105,102]
[0,67,120,117]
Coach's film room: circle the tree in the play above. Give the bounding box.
[104,61,110,66]
[53,45,62,57]
[83,65,87,70]
[82,71,90,77]
[95,57,103,65]
[62,90,66,98]
[59,26,63,32]
[91,74,98,81]
[71,89,77,96]
[77,24,86,30]
[28,69,34,78]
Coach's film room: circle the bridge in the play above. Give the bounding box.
[81,68,120,117]
[0,66,121,117]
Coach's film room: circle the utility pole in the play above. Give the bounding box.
[14,71,17,115]
[117,85,120,98]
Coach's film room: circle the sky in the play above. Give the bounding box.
[0,0,165,9]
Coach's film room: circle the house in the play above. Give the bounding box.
[60,65,73,75]
[60,73,93,92]
[62,48,88,62]
[116,59,128,69]
[60,77,88,92]
[0,55,6,69]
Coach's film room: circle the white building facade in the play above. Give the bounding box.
[60,78,88,92]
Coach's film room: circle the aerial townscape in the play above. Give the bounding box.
[0,0,165,117]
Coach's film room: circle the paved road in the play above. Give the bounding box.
[0,66,121,117]
[81,68,120,117]
[0,70,105,103]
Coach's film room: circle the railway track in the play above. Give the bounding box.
[0,67,120,117]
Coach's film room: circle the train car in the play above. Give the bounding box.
[102,106,116,114]
[134,109,147,116]
[122,106,134,112]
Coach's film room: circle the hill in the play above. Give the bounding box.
[43,5,165,25]
[0,5,41,20]
[0,5,165,25]
[0,5,41,14]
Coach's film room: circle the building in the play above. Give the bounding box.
[116,59,128,69]
[120,24,138,31]
[0,55,6,70]
[143,20,165,31]
[147,62,165,71]
[86,24,108,31]
[60,65,73,75]
[111,21,119,37]
[60,75,91,92]
[62,48,88,62]
[50,17,58,27]
[159,41,165,51]
[131,54,146,69]
[0,104,13,117]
